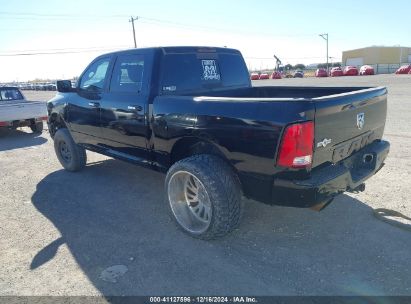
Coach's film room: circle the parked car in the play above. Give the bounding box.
[271,71,282,79]
[395,64,411,74]
[330,67,344,77]
[48,46,390,239]
[293,70,304,78]
[259,73,269,80]
[360,65,375,76]
[250,73,259,80]
[0,87,47,133]
[343,66,359,76]
[315,68,328,77]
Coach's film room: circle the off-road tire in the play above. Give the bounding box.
[53,128,87,172]
[165,154,243,240]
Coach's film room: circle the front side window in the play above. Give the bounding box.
[79,57,110,91]
[110,54,145,93]
[0,89,24,101]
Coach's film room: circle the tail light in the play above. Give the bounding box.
[277,121,314,168]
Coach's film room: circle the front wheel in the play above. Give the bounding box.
[53,128,87,172]
[30,121,43,133]
[165,155,243,240]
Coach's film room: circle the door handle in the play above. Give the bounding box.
[88,102,100,108]
[127,105,143,111]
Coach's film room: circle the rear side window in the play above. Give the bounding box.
[79,57,110,91]
[161,54,202,93]
[161,52,249,94]
[110,54,145,93]
[0,89,24,101]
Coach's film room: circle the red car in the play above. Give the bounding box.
[343,66,359,76]
[330,67,343,77]
[271,71,282,79]
[315,68,328,77]
[359,65,375,75]
[395,65,411,74]
[259,73,269,80]
[250,73,259,80]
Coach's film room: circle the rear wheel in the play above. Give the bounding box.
[53,128,87,172]
[30,121,43,133]
[165,155,242,240]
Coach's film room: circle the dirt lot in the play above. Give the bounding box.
[1,74,411,296]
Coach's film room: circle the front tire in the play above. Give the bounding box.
[30,121,43,133]
[165,155,242,240]
[53,128,87,172]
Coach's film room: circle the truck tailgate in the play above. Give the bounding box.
[0,101,47,122]
[312,87,387,168]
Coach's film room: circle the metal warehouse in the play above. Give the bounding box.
[342,46,411,74]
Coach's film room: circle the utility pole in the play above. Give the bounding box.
[329,56,334,67]
[129,16,138,48]
[319,33,329,73]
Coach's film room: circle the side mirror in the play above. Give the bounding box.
[57,80,76,93]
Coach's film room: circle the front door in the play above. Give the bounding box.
[67,56,112,145]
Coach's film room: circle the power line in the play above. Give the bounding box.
[0,11,317,39]
[245,56,329,60]
[1,45,130,54]
[0,47,130,57]
[0,11,127,18]
[138,18,315,38]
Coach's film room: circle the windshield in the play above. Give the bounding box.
[0,88,24,102]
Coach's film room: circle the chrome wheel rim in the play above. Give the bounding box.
[168,171,212,234]
[59,141,72,163]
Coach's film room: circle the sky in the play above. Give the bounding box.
[0,0,410,82]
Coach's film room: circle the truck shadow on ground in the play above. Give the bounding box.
[0,127,47,152]
[31,159,411,296]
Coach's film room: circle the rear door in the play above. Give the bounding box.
[312,87,387,168]
[99,53,150,159]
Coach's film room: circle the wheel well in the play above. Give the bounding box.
[171,138,224,164]
[170,137,243,195]
[171,137,242,181]
[49,113,67,137]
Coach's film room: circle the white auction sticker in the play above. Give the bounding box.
[202,60,221,81]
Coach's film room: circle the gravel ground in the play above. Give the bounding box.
[1,75,410,296]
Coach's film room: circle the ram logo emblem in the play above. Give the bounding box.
[317,138,332,148]
[357,113,365,130]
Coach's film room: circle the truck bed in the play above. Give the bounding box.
[155,85,387,171]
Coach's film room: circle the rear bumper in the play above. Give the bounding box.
[271,140,390,208]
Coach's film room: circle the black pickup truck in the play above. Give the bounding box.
[47,46,389,239]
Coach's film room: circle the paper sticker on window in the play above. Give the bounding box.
[163,85,177,92]
[202,60,220,81]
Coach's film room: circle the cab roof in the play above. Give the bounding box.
[99,46,241,57]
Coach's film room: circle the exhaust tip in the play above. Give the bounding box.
[363,153,374,164]
[349,183,366,193]
[310,198,334,212]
